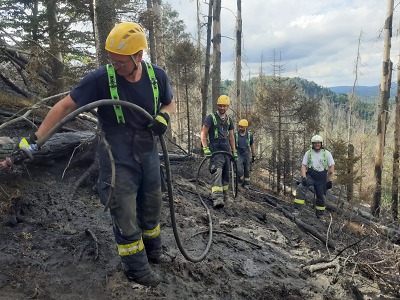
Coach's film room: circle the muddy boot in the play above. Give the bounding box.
[212,197,224,209]
[292,205,301,216]
[315,210,325,219]
[148,253,173,264]
[125,268,161,287]
[211,192,224,209]
[223,192,231,203]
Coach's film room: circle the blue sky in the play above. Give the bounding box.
[166,0,397,88]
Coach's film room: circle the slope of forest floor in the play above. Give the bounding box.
[0,95,399,300]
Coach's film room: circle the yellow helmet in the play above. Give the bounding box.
[217,95,230,105]
[238,119,248,127]
[105,22,148,55]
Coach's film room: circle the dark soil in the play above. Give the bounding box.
[0,99,399,300]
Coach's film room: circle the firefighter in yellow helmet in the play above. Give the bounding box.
[234,119,256,188]
[200,95,237,209]
[17,22,174,287]
[294,135,335,218]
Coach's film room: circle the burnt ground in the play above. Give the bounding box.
[0,98,399,300]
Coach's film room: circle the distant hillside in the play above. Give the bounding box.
[329,84,398,97]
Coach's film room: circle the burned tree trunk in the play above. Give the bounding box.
[373,0,394,217]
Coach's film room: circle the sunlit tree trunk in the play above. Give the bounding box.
[373,0,394,217]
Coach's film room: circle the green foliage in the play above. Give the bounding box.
[162,3,190,45]
[329,138,362,190]
[168,40,198,85]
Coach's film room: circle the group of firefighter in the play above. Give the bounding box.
[15,22,335,287]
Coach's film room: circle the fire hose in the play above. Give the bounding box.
[0,99,214,263]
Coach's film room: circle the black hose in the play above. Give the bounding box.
[36,99,213,263]
[197,151,238,198]
[160,136,213,262]
[191,151,238,261]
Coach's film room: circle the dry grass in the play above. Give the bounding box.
[0,94,49,120]
[343,219,366,235]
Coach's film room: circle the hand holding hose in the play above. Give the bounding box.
[149,111,170,135]
[203,146,212,158]
[17,133,39,161]
[232,149,238,161]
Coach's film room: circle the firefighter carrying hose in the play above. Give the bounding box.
[294,135,335,218]
[16,22,174,287]
[200,95,237,209]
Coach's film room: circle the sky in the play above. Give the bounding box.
[166,0,398,88]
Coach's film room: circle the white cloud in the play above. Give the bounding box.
[167,0,397,87]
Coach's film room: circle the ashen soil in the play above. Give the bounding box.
[0,99,399,300]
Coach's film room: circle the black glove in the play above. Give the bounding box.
[301,176,307,186]
[251,156,255,163]
[326,181,332,190]
[149,112,170,135]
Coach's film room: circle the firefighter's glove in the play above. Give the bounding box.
[301,176,307,186]
[232,149,238,161]
[150,111,170,135]
[203,146,212,158]
[251,155,255,164]
[326,181,333,190]
[17,133,39,161]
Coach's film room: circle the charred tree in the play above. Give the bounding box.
[46,0,65,100]
[93,0,115,66]
[392,19,400,221]
[373,0,394,217]
[201,0,213,123]
[146,0,157,63]
[235,0,242,118]
[211,0,221,107]
[153,0,166,69]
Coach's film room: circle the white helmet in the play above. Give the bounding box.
[311,135,323,143]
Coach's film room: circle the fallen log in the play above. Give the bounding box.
[325,201,400,243]
[279,206,336,249]
[302,259,341,273]
[14,131,96,164]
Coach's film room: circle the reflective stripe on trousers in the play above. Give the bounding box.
[294,169,327,211]
[210,152,230,197]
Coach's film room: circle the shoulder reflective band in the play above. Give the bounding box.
[106,64,125,124]
[211,113,218,138]
[308,148,327,169]
[211,114,231,139]
[235,131,250,147]
[145,62,159,115]
[235,131,238,147]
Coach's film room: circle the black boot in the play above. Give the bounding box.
[148,253,173,264]
[125,268,161,287]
